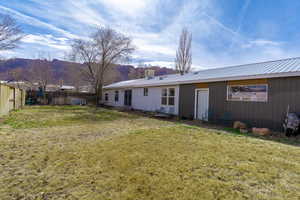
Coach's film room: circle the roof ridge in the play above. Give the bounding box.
[194,56,300,73]
[104,56,300,89]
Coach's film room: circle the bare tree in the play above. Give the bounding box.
[62,53,87,91]
[71,27,135,104]
[64,62,85,92]
[0,15,23,51]
[70,39,99,94]
[103,65,122,85]
[175,28,192,75]
[7,67,24,88]
[29,53,53,92]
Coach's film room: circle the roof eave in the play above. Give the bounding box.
[103,71,300,90]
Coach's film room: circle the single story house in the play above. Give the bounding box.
[103,57,300,131]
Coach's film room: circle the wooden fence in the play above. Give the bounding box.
[0,84,26,116]
[26,91,96,105]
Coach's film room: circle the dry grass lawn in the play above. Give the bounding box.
[0,106,299,200]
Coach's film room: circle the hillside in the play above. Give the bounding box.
[0,58,176,85]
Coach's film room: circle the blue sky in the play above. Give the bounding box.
[0,0,300,69]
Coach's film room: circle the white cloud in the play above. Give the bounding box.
[0,5,78,39]
[64,1,106,27]
[247,39,281,47]
[236,0,252,33]
[97,0,152,17]
[241,39,284,48]
[22,34,70,50]
[0,0,296,70]
[134,38,175,57]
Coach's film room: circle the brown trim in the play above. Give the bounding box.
[195,79,268,88]
[195,83,209,88]
[227,79,268,85]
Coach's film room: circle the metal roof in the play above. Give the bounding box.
[104,57,300,89]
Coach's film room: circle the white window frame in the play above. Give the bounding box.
[227,84,268,102]
[161,88,175,106]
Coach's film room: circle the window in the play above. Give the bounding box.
[124,90,132,106]
[168,88,175,105]
[161,88,168,105]
[227,84,268,102]
[115,91,119,102]
[143,88,148,96]
[105,93,109,101]
[161,88,175,106]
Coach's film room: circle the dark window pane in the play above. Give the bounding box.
[169,88,175,97]
[124,90,132,106]
[144,88,148,96]
[115,91,119,102]
[162,89,167,96]
[168,97,175,105]
[105,93,108,101]
[161,97,167,105]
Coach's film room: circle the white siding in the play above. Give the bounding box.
[103,85,180,115]
[103,89,124,107]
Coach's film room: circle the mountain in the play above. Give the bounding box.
[0,58,176,85]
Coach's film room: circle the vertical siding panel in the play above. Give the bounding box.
[209,83,214,121]
[295,78,300,113]
[265,80,272,129]
[275,78,281,130]
[250,103,255,127]
[270,79,276,130]
[271,79,277,130]
[179,84,196,119]
[0,84,25,116]
[178,77,300,131]
[273,78,277,130]
[282,78,289,130]
[274,78,281,130]
[275,78,287,131]
[291,77,297,111]
[247,103,252,126]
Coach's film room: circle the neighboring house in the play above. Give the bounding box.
[46,84,76,92]
[46,84,60,92]
[103,57,300,131]
[60,85,76,91]
[78,85,95,93]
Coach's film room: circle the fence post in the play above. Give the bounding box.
[0,84,2,115]
[13,87,16,110]
[21,89,23,108]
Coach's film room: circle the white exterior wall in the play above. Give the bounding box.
[131,86,179,115]
[103,85,180,115]
[103,89,124,107]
